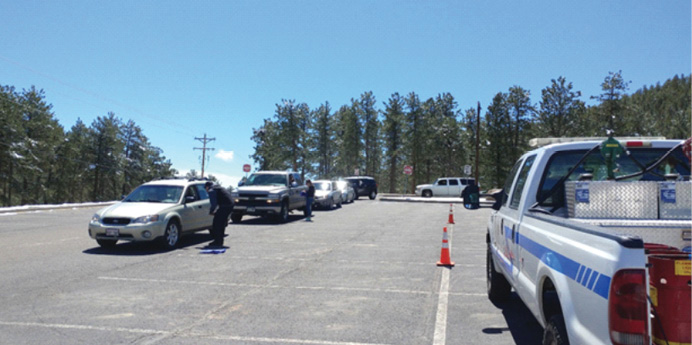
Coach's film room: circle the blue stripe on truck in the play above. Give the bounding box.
[517,233,611,299]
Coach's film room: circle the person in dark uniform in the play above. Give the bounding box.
[304,180,315,222]
[205,181,234,247]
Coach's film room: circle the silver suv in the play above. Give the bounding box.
[415,177,476,197]
[88,178,214,249]
[231,171,307,223]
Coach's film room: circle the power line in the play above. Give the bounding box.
[194,134,215,178]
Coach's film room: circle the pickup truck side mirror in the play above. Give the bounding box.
[462,184,480,210]
[491,190,504,211]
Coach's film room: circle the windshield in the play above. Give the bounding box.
[245,174,288,186]
[124,185,183,203]
[313,182,330,190]
[538,146,690,206]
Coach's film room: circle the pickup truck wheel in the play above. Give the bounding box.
[369,191,377,200]
[230,213,243,223]
[159,219,181,250]
[542,314,568,345]
[422,190,432,198]
[487,244,511,303]
[97,239,117,248]
[278,201,289,223]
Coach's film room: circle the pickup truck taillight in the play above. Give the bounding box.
[609,269,648,345]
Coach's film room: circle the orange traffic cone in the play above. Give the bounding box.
[447,203,455,224]
[437,227,455,267]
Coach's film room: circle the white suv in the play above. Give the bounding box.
[88,178,214,250]
[415,177,476,197]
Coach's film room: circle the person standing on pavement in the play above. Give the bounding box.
[205,181,234,247]
[304,180,315,222]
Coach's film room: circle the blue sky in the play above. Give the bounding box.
[1,1,690,187]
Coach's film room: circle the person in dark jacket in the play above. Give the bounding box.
[205,181,234,247]
[304,180,315,222]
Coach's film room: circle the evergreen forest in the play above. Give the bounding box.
[1,72,690,206]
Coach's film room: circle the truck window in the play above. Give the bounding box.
[292,174,302,185]
[449,179,459,186]
[510,155,536,209]
[438,179,447,186]
[537,146,690,207]
[501,160,523,207]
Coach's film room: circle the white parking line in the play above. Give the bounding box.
[0,321,391,345]
[98,276,434,296]
[433,268,451,345]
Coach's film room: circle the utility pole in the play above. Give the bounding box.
[194,134,215,178]
[475,102,481,185]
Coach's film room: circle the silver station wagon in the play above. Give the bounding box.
[88,178,214,250]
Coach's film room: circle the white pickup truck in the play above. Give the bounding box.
[469,137,691,345]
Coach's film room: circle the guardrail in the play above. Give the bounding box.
[0,201,116,214]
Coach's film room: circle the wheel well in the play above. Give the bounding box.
[541,277,562,325]
[168,217,181,229]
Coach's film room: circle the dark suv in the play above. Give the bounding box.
[344,176,378,200]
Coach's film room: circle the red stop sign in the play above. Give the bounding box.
[403,165,413,175]
[243,164,251,173]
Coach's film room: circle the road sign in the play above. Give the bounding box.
[464,165,472,176]
[403,165,413,175]
[243,164,251,173]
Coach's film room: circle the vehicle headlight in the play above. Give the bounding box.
[91,214,101,223]
[267,194,280,203]
[132,214,160,224]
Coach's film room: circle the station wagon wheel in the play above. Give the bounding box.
[160,219,180,250]
[97,239,117,248]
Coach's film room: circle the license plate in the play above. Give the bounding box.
[105,228,119,237]
[247,207,256,213]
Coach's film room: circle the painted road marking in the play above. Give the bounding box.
[99,276,434,296]
[0,321,391,345]
[433,223,453,345]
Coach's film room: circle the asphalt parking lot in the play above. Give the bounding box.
[0,198,542,345]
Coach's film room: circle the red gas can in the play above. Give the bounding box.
[648,253,691,345]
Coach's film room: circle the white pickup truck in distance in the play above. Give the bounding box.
[466,137,691,345]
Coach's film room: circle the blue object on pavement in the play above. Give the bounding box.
[200,249,226,254]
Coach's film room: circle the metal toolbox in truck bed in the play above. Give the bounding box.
[659,181,692,220]
[565,181,660,219]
